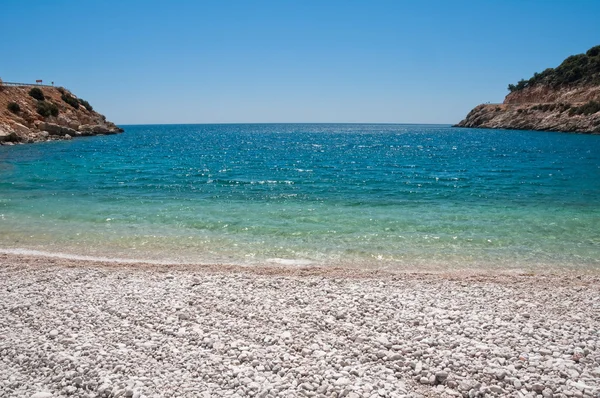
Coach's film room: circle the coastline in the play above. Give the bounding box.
[1,253,599,398]
[453,103,600,135]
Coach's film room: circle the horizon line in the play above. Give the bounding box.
[116,122,456,127]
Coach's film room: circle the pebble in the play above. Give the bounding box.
[0,259,598,398]
[435,371,448,383]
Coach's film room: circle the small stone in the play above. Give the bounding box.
[436,371,449,383]
[376,335,391,348]
[571,382,588,391]
[542,388,554,398]
[415,361,423,374]
[97,383,111,393]
[281,331,291,339]
[299,383,315,391]
[334,377,351,386]
[532,383,545,392]
[31,394,53,398]
[496,370,507,380]
[490,385,504,394]
[49,330,59,338]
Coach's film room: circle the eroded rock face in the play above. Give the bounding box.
[455,102,600,134]
[0,125,19,142]
[456,83,600,134]
[78,124,124,134]
[0,85,123,145]
[37,122,79,137]
[504,85,600,105]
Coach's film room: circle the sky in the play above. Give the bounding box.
[2,1,600,125]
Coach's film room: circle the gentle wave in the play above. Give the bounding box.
[0,248,179,265]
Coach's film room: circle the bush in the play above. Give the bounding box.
[29,87,45,101]
[57,87,65,94]
[36,101,59,117]
[534,104,556,112]
[61,93,80,109]
[558,103,571,113]
[50,103,59,117]
[586,45,600,57]
[574,100,600,115]
[7,102,20,113]
[78,98,93,111]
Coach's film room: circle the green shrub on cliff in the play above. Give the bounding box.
[50,103,59,117]
[61,94,80,109]
[36,101,59,117]
[78,98,93,111]
[587,46,600,57]
[568,100,600,116]
[7,102,20,113]
[508,45,600,92]
[29,87,45,101]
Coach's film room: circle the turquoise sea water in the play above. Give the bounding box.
[0,124,598,271]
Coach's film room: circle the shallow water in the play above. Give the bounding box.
[0,124,598,270]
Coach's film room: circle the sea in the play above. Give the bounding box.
[0,124,598,271]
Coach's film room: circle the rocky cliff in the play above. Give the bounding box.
[0,84,123,145]
[456,45,600,134]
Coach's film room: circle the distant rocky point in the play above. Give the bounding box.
[0,82,123,145]
[455,45,600,134]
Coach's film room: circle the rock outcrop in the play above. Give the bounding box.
[456,45,600,134]
[0,85,123,144]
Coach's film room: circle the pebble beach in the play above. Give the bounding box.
[1,254,599,398]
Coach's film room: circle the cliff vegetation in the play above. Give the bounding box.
[508,45,600,93]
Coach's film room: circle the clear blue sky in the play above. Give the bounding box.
[2,1,599,124]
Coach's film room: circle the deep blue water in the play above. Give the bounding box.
[0,124,598,270]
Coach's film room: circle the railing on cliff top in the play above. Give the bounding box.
[1,81,56,88]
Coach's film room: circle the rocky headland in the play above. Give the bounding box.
[456,45,600,134]
[0,83,123,145]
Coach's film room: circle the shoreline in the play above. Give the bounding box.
[2,251,600,281]
[1,253,599,398]
[1,248,599,278]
